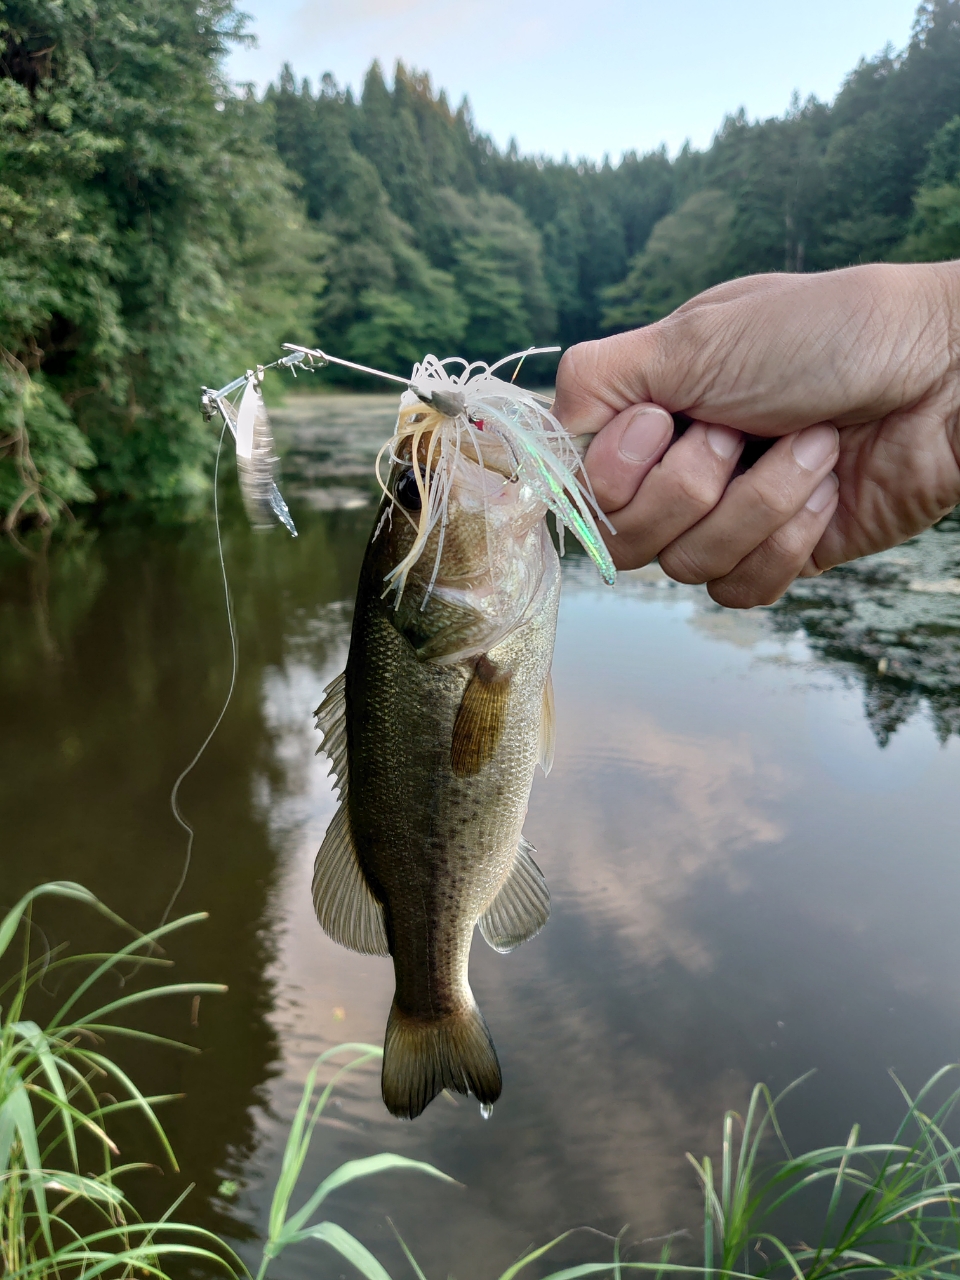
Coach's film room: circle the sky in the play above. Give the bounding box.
[227,0,921,162]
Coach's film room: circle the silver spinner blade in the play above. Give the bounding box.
[223,375,297,537]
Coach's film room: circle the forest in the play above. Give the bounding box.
[4,0,960,526]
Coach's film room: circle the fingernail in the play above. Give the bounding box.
[792,424,839,471]
[618,407,672,463]
[706,425,740,460]
[805,471,839,513]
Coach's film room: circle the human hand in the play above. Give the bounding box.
[553,263,960,607]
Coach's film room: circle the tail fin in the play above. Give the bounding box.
[382,999,502,1120]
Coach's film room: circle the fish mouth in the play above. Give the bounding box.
[377,383,614,605]
[395,406,520,483]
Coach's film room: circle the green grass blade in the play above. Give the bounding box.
[9,1241,240,1280]
[10,1020,80,1170]
[750,1233,808,1279]
[281,1154,455,1241]
[15,1082,119,1156]
[721,1109,733,1223]
[698,1155,715,1276]
[267,1058,320,1243]
[267,1047,383,1245]
[282,1220,392,1279]
[498,1232,576,1280]
[42,1170,127,1204]
[79,1023,205,1053]
[537,1268,619,1279]
[48,913,212,1027]
[79,1049,179,1170]
[387,1216,428,1280]
[0,1069,17,1175]
[1,1073,53,1251]
[0,884,133,964]
[53,980,227,1032]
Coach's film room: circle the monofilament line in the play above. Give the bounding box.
[161,418,239,928]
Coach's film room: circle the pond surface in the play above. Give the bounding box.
[4,394,960,1276]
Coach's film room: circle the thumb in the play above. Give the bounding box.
[553,329,684,436]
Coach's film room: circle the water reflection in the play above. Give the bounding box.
[769,513,960,744]
[3,396,960,1276]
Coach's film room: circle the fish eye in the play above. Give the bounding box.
[394,467,423,512]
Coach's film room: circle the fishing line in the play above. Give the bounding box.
[160,417,238,928]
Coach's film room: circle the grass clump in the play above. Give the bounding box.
[0,880,239,1277]
[9,878,960,1280]
[518,1071,960,1280]
[0,881,448,1279]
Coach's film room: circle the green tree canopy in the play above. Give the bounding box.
[0,0,321,524]
[6,0,960,526]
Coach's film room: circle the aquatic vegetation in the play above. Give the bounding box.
[254,1044,452,1280]
[360,1056,960,1280]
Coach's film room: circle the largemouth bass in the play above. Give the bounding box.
[313,358,614,1119]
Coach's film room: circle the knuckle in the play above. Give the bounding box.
[671,469,721,513]
[611,542,652,571]
[767,519,814,564]
[750,476,798,523]
[709,575,787,609]
[659,541,711,585]
[608,526,658,570]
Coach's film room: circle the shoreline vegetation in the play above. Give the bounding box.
[4,0,960,529]
[7,881,960,1279]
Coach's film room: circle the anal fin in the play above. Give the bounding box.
[478,836,550,954]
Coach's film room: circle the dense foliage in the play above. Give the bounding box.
[5,0,960,523]
[0,0,321,525]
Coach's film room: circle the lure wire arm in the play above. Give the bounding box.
[281,343,410,387]
[200,349,310,425]
[279,343,561,416]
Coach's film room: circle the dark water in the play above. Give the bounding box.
[4,394,960,1276]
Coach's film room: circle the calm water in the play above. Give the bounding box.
[4,394,960,1276]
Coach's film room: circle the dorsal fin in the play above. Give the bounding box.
[478,836,550,954]
[312,670,389,957]
[538,671,555,776]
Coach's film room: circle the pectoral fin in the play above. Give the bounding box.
[538,671,555,776]
[451,658,510,777]
[478,836,550,954]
